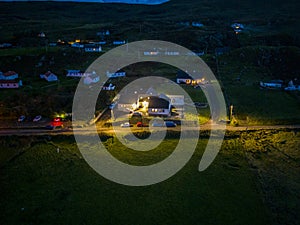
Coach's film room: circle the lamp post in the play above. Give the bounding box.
[230,104,233,121]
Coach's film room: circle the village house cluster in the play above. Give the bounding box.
[0,71,22,89]
[260,79,300,91]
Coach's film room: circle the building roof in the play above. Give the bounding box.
[148,96,170,109]
[177,70,192,79]
[3,71,17,76]
[44,71,56,77]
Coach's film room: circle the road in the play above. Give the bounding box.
[0,123,300,136]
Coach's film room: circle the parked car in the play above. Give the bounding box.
[165,121,177,127]
[53,117,61,122]
[120,122,130,127]
[151,122,164,127]
[18,115,26,122]
[136,121,148,127]
[33,115,42,122]
[109,103,116,109]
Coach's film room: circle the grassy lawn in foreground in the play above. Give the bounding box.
[0,135,270,225]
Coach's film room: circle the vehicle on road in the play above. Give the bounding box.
[165,121,177,127]
[150,121,177,127]
[120,122,130,127]
[136,121,148,127]
[18,115,26,122]
[33,115,42,122]
[53,117,62,122]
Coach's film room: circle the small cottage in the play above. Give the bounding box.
[113,40,126,45]
[285,79,300,91]
[102,83,115,91]
[0,71,19,80]
[0,80,22,89]
[84,44,102,52]
[66,70,86,78]
[260,80,283,89]
[106,70,126,78]
[40,71,58,82]
[83,72,100,85]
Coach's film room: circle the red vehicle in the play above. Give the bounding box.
[53,117,61,122]
[136,122,148,127]
[51,117,63,127]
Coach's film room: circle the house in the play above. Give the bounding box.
[71,43,84,48]
[40,71,58,82]
[49,42,57,47]
[164,51,180,56]
[38,32,46,38]
[83,72,100,85]
[176,71,193,84]
[106,70,126,78]
[113,40,126,45]
[66,70,86,78]
[260,80,283,89]
[285,79,300,91]
[176,71,206,85]
[0,43,12,48]
[93,41,107,45]
[144,51,159,56]
[0,80,22,89]
[231,23,245,33]
[146,96,171,117]
[215,47,231,55]
[102,83,115,91]
[115,88,150,112]
[84,44,102,52]
[0,71,18,80]
[97,30,110,36]
[187,51,205,56]
[166,95,185,107]
[117,91,140,112]
[192,22,204,28]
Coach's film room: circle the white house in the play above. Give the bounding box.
[102,83,115,91]
[176,71,193,84]
[0,80,22,89]
[192,22,204,28]
[71,43,84,48]
[261,80,283,88]
[147,96,171,117]
[176,71,206,85]
[231,23,245,33]
[40,71,58,82]
[0,71,19,80]
[260,80,283,89]
[66,70,86,78]
[285,79,300,91]
[113,40,126,45]
[84,44,102,52]
[166,95,185,106]
[106,70,126,78]
[83,72,100,85]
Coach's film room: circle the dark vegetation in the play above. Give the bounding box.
[0,129,299,225]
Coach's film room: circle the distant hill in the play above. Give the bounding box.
[0,0,170,4]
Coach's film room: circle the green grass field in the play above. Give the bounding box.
[0,130,299,225]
